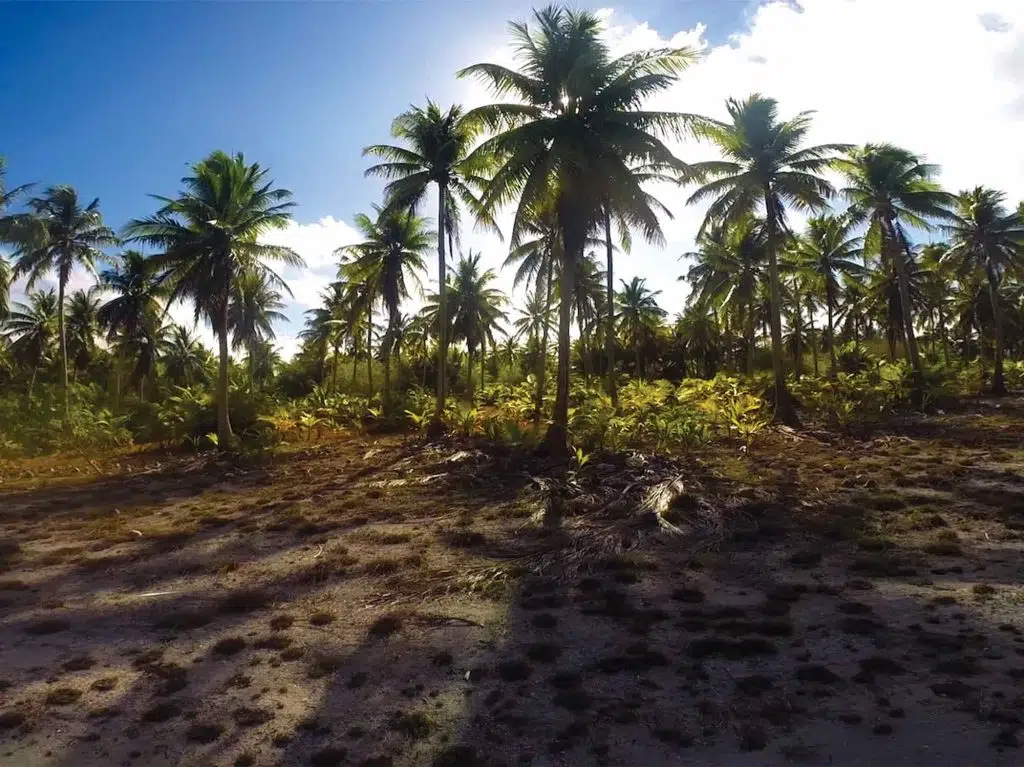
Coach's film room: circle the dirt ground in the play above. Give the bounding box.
[2,399,1024,767]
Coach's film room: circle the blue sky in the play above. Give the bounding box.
[2,1,1023,356]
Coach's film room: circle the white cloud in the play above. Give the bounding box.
[450,0,1024,319]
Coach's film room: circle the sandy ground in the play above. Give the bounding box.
[1,400,1023,766]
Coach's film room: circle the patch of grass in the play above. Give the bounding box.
[432,746,483,767]
[185,722,224,743]
[141,701,182,723]
[442,530,486,548]
[837,601,873,615]
[788,550,823,569]
[44,686,82,706]
[553,689,592,712]
[735,674,775,696]
[90,676,118,692]
[269,614,295,631]
[232,706,274,727]
[255,635,292,651]
[670,587,705,604]
[0,711,26,730]
[849,554,917,578]
[932,658,982,676]
[368,613,404,638]
[972,584,997,598]
[526,643,562,663]
[219,588,273,614]
[61,654,96,672]
[795,665,841,685]
[211,636,248,657]
[717,619,794,637]
[389,710,433,740]
[310,747,348,767]
[362,554,423,576]
[497,660,532,681]
[307,652,346,680]
[153,607,214,632]
[858,656,906,675]
[839,617,885,636]
[687,637,777,660]
[309,611,336,627]
[24,617,70,635]
[531,612,558,629]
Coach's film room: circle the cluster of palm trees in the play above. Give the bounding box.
[0,152,301,441]
[4,4,1024,450]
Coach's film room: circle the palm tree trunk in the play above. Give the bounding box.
[987,268,1006,395]
[763,186,798,425]
[57,279,68,416]
[890,221,924,406]
[938,307,949,366]
[429,188,448,436]
[577,311,590,381]
[466,346,475,401]
[634,341,642,382]
[535,255,554,421]
[603,207,616,405]
[828,301,837,377]
[350,351,358,389]
[481,337,486,394]
[330,345,338,391]
[366,317,373,398]
[808,296,818,377]
[545,214,579,453]
[28,364,38,399]
[745,302,756,376]
[216,290,233,445]
[793,286,803,380]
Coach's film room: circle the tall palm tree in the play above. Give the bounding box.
[794,215,864,376]
[3,289,58,396]
[461,4,700,450]
[835,144,955,403]
[98,250,166,343]
[616,277,666,380]
[337,206,431,413]
[944,187,1024,394]
[9,186,117,413]
[65,287,102,383]
[683,215,766,375]
[364,101,497,432]
[124,151,302,444]
[0,158,35,319]
[918,243,954,363]
[229,268,289,390]
[162,325,209,386]
[570,252,605,379]
[684,94,847,424]
[675,305,720,379]
[446,252,508,398]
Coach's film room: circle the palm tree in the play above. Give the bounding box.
[229,268,289,390]
[337,206,431,413]
[835,144,955,403]
[684,94,847,424]
[0,158,35,319]
[683,215,766,375]
[8,186,117,413]
[461,4,700,450]
[65,287,102,383]
[162,325,209,386]
[918,243,954,363]
[794,215,864,376]
[364,101,497,432]
[570,252,605,379]
[124,151,302,444]
[3,289,58,396]
[446,252,508,398]
[675,305,720,379]
[98,250,166,342]
[616,277,666,380]
[944,188,1024,394]
[247,339,281,389]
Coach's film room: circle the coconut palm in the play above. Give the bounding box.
[124,151,302,444]
[943,188,1024,394]
[0,158,36,319]
[65,287,102,382]
[616,277,666,380]
[228,268,289,390]
[364,102,497,431]
[98,250,166,344]
[794,215,864,376]
[336,206,431,413]
[835,144,955,403]
[461,3,701,450]
[684,94,847,424]
[8,185,117,413]
[674,305,719,379]
[446,252,508,397]
[917,243,954,363]
[162,325,210,386]
[683,215,766,375]
[3,289,58,396]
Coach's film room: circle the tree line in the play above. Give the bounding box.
[2,5,1023,451]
